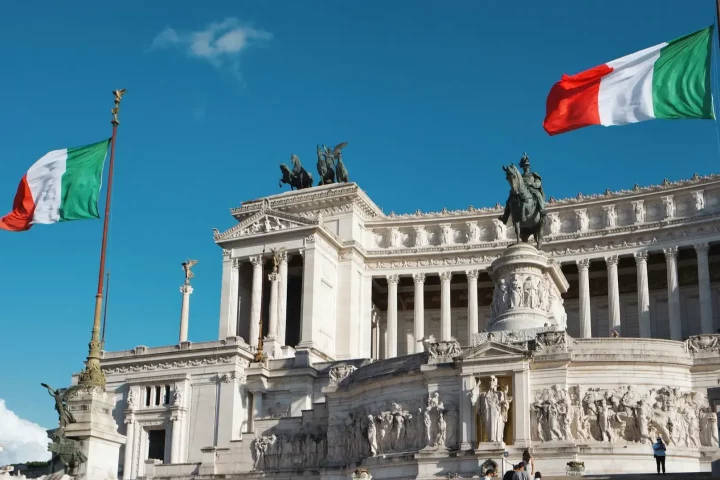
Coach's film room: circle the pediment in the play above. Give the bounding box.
[214,207,316,242]
[462,341,529,361]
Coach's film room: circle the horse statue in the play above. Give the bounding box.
[335,145,350,183]
[499,163,545,249]
[279,154,313,190]
[316,144,335,185]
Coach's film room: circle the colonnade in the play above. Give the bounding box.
[376,243,716,358]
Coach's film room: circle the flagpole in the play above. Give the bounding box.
[101,271,111,343]
[77,89,126,388]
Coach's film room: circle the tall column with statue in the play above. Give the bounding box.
[179,259,197,343]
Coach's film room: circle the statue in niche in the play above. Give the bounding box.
[476,376,512,443]
[127,387,137,408]
[423,408,432,446]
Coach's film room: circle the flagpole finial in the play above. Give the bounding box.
[111,89,127,126]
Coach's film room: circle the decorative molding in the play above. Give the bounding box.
[575,258,590,269]
[103,355,247,375]
[604,255,619,267]
[412,273,426,284]
[663,246,679,259]
[633,251,649,263]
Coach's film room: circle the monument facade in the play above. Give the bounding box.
[89,150,720,478]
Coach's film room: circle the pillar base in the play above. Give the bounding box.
[263,336,283,359]
[64,386,126,480]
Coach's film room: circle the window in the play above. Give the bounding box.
[147,429,166,462]
[145,387,151,407]
[164,385,170,405]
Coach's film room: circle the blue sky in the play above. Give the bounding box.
[0,0,718,440]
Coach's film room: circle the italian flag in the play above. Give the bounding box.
[544,26,714,136]
[0,139,110,231]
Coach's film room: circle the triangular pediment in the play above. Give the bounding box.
[462,341,529,361]
[214,204,316,242]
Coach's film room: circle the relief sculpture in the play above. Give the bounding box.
[531,385,717,448]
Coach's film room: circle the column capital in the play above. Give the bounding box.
[180,285,194,295]
[279,250,289,263]
[268,272,279,283]
[633,251,648,263]
[604,255,619,267]
[440,271,453,282]
[386,274,400,285]
[576,258,590,270]
[465,269,480,281]
[663,246,678,259]
[694,243,710,255]
[231,258,241,270]
[412,273,426,284]
[250,255,264,267]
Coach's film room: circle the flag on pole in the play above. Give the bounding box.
[543,26,714,136]
[0,139,110,231]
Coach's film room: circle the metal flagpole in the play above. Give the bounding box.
[77,89,126,388]
[101,271,110,343]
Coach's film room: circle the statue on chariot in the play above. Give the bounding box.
[279,142,350,190]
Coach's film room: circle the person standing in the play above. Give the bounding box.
[653,436,666,474]
[522,450,535,475]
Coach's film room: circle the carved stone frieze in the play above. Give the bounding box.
[532,331,570,354]
[425,339,463,364]
[103,354,247,374]
[686,334,720,353]
[531,384,718,448]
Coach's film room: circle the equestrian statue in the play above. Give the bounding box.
[279,154,314,190]
[499,153,547,249]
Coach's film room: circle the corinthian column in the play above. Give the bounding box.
[664,247,682,340]
[386,275,399,358]
[634,251,651,338]
[249,255,263,347]
[440,272,453,341]
[413,273,425,353]
[695,243,714,334]
[267,272,279,340]
[278,251,289,346]
[576,259,591,338]
[466,270,480,343]
[605,255,621,336]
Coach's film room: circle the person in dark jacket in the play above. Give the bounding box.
[652,436,666,474]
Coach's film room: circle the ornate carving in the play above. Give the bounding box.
[576,258,590,270]
[267,402,290,418]
[692,190,705,213]
[329,364,357,386]
[386,274,400,285]
[427,339,463,363]
[575,209,589,233]
[531,385,584,442]
[687,334,720,353]
[414,225,429,247]
[250,255,264,267]
[492,218,507,241]
[439,224,454,245]
[603,205,617,228]
[466,221,481,243]
[440,271,453,283]
[103,354,247,374]
[413,273,426,284]
[634,251,648,263]
[240,216,304,237]
[632,200,645,224]
[694,242,710,255]
[547,212,561,235]
[663,246,678,259]
[172,383,183,406]
[662,195,675,219]
[389,227,403,248]
[127,387,137,409]
[466,269,479,281]
[533,331,569,354]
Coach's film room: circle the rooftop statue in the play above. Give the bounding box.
[499,153,547,249]
[317,142,350,185]
[41,383,87,475]
[182,259,198,285]
[279,154,314,190]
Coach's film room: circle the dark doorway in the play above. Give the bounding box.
[147,429,166,462]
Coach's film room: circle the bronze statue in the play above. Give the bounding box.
[334,143,350,183]
[499,153,546,248]
[270,247,285,274]
[316,145,336,185]
[181,259,198,285]
[279,154,313,190]
[41,383,79,428]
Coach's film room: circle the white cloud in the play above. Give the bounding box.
[152,18,272,73]
[0,399,51,465]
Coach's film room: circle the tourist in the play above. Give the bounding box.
[522,450,535,474]
[534,473,542,479]
[653,436,667,474]
[512,463,530,480]
[502,469,514,480]
[484,469,496,480]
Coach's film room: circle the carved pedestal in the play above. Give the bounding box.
[487,243,569,332]
[64,386,126,480]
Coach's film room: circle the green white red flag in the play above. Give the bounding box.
[544,26,714,136]
[0,139,110,231]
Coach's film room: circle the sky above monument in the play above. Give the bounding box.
[0,0,718,443]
